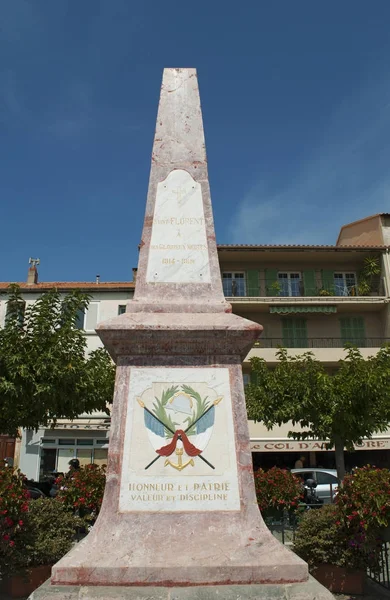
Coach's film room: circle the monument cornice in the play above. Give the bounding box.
[97,311,262,360]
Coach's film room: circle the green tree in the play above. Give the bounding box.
[0,285,115,436]
[246,346,390,481]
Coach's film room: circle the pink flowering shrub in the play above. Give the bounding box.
[55,463,106,518]
[336,465,390,532]
[294,504,380,571]
[295,466,390,573]
[254,467,303,514]
[0,466,29,576]
[0,466,84,578]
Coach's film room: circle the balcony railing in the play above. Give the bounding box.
[252,338,390,349]
[223,280,384,298]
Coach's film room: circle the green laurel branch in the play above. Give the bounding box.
[152,385,179,439]
[181,384,210,436]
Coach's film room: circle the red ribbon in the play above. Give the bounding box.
[156,430,202,457]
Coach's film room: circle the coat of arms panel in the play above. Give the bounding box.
[119,367,240,512]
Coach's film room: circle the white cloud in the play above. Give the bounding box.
[230,73,390,245]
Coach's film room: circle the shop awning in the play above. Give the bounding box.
[269,305,337,314]
[48,416,111,431]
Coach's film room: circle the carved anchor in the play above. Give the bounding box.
[164,446,194,471]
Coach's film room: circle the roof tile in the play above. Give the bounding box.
[0,281,135,291]
[217,244,387,250]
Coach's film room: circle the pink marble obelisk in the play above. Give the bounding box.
[51,68,308,588]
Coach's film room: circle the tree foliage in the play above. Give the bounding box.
[246,346,390,480]
[0,285,115,436]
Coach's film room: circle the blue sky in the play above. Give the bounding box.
[2,1,390,282]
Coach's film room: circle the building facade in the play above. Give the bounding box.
[220,212,390,470]
[219,250,390,469]
[0,276,134,480]
[4,213,390,479]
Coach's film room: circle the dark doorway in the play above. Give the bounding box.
[0,435,16,464]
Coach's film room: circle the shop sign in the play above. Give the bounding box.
[53,422,110,431]
[250,439,390,452]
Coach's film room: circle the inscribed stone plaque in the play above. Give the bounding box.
[119,367,240,512]
[146,169,211,283]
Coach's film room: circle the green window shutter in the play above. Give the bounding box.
[340,317,366,347]
[340,318,349,343]
[321,270,335,295]
[282,319,294,335]
[282,318,307,348]
[303,270,316,296]
[294,318,308,347]
[351,317,365,347]
[282,319,294,348]
[250,371,258,385]
[265,268,278,296]
[247,270,259,297]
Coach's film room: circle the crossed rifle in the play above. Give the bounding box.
[140,402,216,471]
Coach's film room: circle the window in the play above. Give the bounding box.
[242,373,250,387]
[282,318,308,348]
[39,438,108,480]
[75,302,99,331]
[340,317,366,347]
[294,471,314,482]
[222,272,246,296]
[118,305,126,315]
[57,448,76,473]
[76,448,93,466]
[39,448,56,480]
[278,272,301,297]
[6,299,26,326]
[316,472,338,486]
[334,273,356,297]
[85,302,99,331]
[93,448,108,466]
[75,308,85,329]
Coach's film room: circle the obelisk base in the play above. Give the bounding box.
[48,353,309,588]
[29,577,335,600]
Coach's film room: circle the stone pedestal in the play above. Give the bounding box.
[30,69,334,599]
[50,311,307,586]
[30,577,335,599]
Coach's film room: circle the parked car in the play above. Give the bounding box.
[291,468,338,504]
[25,483,46,499]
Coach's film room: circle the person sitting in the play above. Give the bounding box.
[67,458,80,477]
[294,455,306,469]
